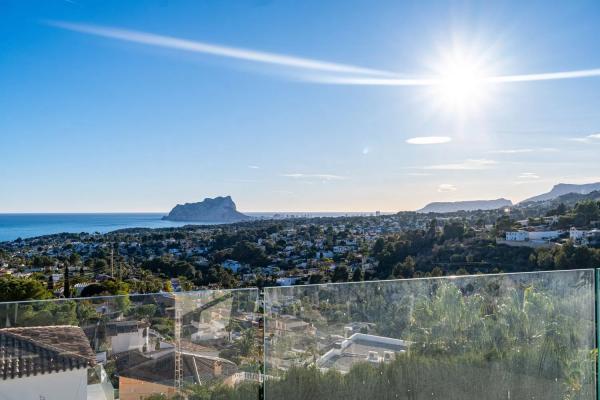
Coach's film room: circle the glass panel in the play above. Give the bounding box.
[264,270,596,400]
[0,288,260,400]
[176,288,262,399]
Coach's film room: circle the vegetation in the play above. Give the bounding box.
[0,275,51,301]
[265,271,596,399]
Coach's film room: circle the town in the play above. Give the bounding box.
[1,195,599,303]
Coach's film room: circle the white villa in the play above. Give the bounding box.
[0,326,113,400]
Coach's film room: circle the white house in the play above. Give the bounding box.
[506,231,528,241]
[316,332,408,374]
[0,326,105,400]
[528,230,561,241]
[570,227,585,241]
[191,319,228,342]
[333,246,350,254]
[105,321,149,355]
[570,227,600,244]
[506,230,561,242]
[276,276,301,286]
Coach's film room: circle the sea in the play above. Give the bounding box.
[0,212,377,243]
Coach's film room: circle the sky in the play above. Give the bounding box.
[1,0,600,213]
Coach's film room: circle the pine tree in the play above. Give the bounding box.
[352,267,363,282]
[63,264,71,298]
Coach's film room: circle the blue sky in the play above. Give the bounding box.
[1,0,600,212]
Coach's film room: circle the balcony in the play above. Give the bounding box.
[0,270,596,399]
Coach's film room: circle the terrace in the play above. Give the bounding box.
[0,270,597,399]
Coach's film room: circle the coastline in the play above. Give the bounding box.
[0,211,386,243]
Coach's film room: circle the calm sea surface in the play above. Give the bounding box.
[0,212,376,243]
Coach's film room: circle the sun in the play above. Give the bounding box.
[429,47,494,115]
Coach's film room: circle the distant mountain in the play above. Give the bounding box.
[163,196,252,223]
[521,182,600,204]
[418,198,513,214]
[517,190,600,210]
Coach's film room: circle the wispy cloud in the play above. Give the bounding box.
[46,21,395,78]
[46,21,600,87]
[488,147,557,154]
[248,165,260,169]
[282,173,347,181]
[569,133,600,143]
[405,172,433,177]
[437,184,457,192]
[310,68,600,86]
[518,172,540,179]
[406,136,452,145]
[422,159,497,171]
[362,146,370,155]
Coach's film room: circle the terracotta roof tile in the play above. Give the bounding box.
[0,326,96,380]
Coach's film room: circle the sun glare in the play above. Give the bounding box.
[430,47,494,115]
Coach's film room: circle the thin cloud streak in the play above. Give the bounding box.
[487,147,558,154]
[47,21,396,78]
[422,159,497,171]
[569,133,600,143]
[406,136,452,145]
[518,172,540,179]
[437,184,457,192]
[406,172,433,176]
[311,69,600,86]
[47,21,600,87]
[282,173,347,181]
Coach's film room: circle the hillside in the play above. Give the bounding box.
[521,182,600,203]
[418,199,513,213]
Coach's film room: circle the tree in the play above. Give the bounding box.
[442,222,465,241]
[372,238,385,255]
[94,259,107,275]
[309,272,325,284]
[47,275,54,291]
[80,283,107,297]
[69,252,81,266]
[352,267,364,282]
[393,256,416,278]
[0,276,51,302]
[573,200,600,227]
[231,241,269,266]
[63,264,71,298]
[331,265,349,282]
[495,215,514,234]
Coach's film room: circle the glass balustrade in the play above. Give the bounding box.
[0,288,260,400]
[264,270,597,400]
[0,270,597,400]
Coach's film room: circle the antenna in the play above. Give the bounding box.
[110,245,114,279]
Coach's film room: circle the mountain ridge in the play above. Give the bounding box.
[416,182,600,214]
[418,198,513,214]
[520,182,600,204]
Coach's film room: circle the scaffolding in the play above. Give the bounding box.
[174,297,183,392]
